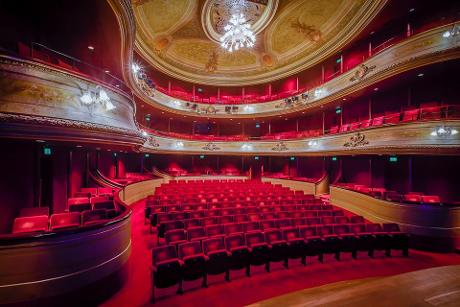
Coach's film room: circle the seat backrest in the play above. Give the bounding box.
[185,218,202,229]
[366,223,383,233]
[203,237,225,253]
[187,227,206,239]
[298,225,316,238]
[404,194,422,203]
[334,216,349,224]
[178,241,202,258]
[350,223,366,234]
[50,212,81,230]
[163,220,185,232]
[12,216,49,234]
[333,224,350,235]
[245,231,265,246]
[265,229,283,243]
[317,225,333,236]
[81,209,107,224]
[165,229,187,244]
[225,233,245,250]
[81,188,98,196]
[282,227,299,241]
[152,245,177,265]
[98,187,114,196]
[19,207,49,217]
[260,219,276,230]
[224,223,243,235]
[383,223,400,232]
[68,197,90,206]
[234,214,248,222]
[422,195,441,204]
[206,224,224,236]
[93,201,115,210]
[320,216,334,225]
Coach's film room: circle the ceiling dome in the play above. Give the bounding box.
[132,0,386,86]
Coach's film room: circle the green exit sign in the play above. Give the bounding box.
[43,147,51,156]
[145,154,150,158]
[332,156,337,161]
[254,156,259,160]
[389,156,398,162]
[335,106,342,114]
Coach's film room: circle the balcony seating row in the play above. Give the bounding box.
[12,209,118,234]
[67,196,116,212]
[151,223,408,301]
[144,103,459,142]
[335,183,443,205]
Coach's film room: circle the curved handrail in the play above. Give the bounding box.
[90,169,125,189]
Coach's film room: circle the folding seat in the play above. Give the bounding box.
[372,116,384,126]
[366,223,390,257]
[335,216,350,224]
[80,209,107,226]
[360,119,371,129]
[401,109,420,122]
[243,221,260,232]
[50,212,81,231]
[403,194,422,204]
[334,224,358,260]
[19,207,49,217]
[202,217,218,226]
[385,191,403,202]
[189,210,205,219]
[350,223,375,258]
[178,242,207,288]
[322,204,334,210]
[203,237,230,282]
[165,229,188,248]
[170,212,189,221]
[187,227,208,242]
[224,223,243,235]
[165,205,181,213]
[260,220,277,231]
[205,209,222,217]
[225,233,251,277]
[421,106,443,120]
[339,124,350,133]
[329,126,339,134]
[145,206,164,225]
[248,213,262,221]
[332,209,344,216]
[159,221,185,241]
[81,187,98,196]
[264,229,289,268]
[318,210,332,217]
[320,216,335,225]
[422,195,441,205]
[220,215,234,224]
[245,231,270,272]
[384,112,400,125]
[73,191,91,198]
[298,226,323,262]
[68,198,91,213]
[221,208,235,216]
[262,213,276,220]
[316,225,341,261]
[350,121,361,131]
[277,218,293,229]
[382,223,409,257]
[304,211,318,218]
[291,211,305,219]
[276,211,290,219]
[12,216,49,234]
[292,217,307,226]
[282,227,306,265]
[151,245,183,303]
[350,216,365,224]
[234,214,248,223]
[205,224,225,239]
[98,187,114,197]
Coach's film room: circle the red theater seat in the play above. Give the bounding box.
[68,198,91,212]
[203,237,230,282]
[401,109,420,122]
[81,187,98,196]
[225,234,250,276]
[298,226,323,262]
[165,229,188,248]
[178,241,207,288]
[12,216,49,234]
[372,116,384,126]
[81,209,108,226]
[151,245,183,302]
[422,195,441,205]
[50,212,81,231]
[245,231,270,272]
[382,223,409,257]
[403,194,422,204]
[187,227,207,242]
[317,225,341,261]
[264,229,289,268]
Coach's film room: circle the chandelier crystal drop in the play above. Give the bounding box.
[220,13,256,52]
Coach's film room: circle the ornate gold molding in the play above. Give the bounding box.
[140,120,460,156]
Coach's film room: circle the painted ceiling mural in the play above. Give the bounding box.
[132,0,386,86]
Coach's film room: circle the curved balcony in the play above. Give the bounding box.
[0,54,145,147]
[141,119,460,155]
[0,189,132,305]
[130,23,460,118]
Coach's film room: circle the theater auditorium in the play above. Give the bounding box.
[0,0,459,306]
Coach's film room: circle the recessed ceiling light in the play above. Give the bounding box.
[183,115,186,118]
[88,46,95,50]
[302,112,305,114]
[284,118,288,120]
[278,115,282,118]
[161,112,164,114]
[35,139,45,143]
[104,70,110,73]
[237,122,241,125]
[230,118,233,121]
[115,84,120,87]
[417,73,424,77]
[193,120,197,122]
[409,8,415,12]
[342,98,347,101]
[76,145,83,148]
[370,31,375,35]
[374,87,379,91]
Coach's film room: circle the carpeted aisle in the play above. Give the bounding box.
[101,199,460,307]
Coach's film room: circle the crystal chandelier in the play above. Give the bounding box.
[80,86,116,111]
[220,13,255,52]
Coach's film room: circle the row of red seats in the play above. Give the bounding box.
[67,196,116,212]
[12,209,118,234]
[336,183,442,205]
[151,223,408,301]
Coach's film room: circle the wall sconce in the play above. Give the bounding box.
[430,126,458,137]
[80,86,115,111]
[175,141,184,148]
[308,140,318,147]
[241,143,253,151]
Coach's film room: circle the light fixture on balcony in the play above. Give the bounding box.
[175,141,184,148]
[79,86,115,111]
[443,24,460,38]
[132,63,141,74]
[243,105,254,112]
[430,126,458,137]
[241,143,253,151]
[308,140,318,147]
[142,130,148,137]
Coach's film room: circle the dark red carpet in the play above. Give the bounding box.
[101,200,460,307]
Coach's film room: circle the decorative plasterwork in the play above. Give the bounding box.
[130,23,460,118]
[132,0,386,86]
[0,56,144,146]
[140,121,460,156]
